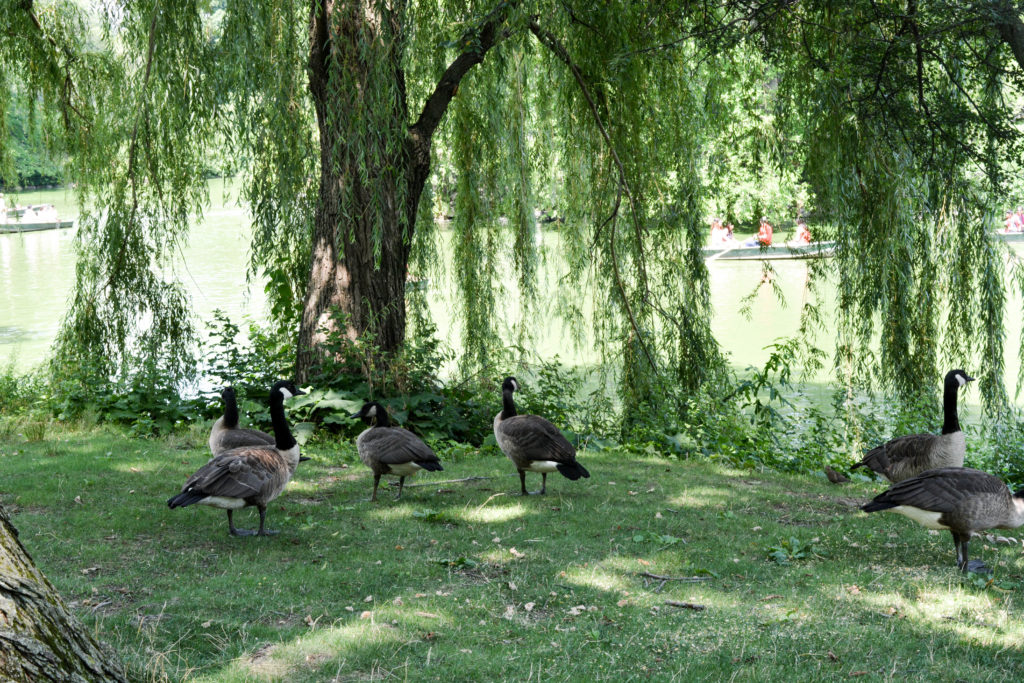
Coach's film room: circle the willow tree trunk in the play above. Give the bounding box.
[0,505,128,682]
[297,0,514,381]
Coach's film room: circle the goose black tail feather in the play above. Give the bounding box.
[167,491,205,509]
[419,461,444,472]
[557,462,590,480]
[860,499,898,513]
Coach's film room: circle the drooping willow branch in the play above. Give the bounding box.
[528,19,660,376]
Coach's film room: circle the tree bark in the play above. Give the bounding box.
[994,3,1024,72]
[297,0,515,381]
[0,504,128,682]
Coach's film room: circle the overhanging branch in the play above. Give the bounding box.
[409,1,519,146]
[527,19,660,377]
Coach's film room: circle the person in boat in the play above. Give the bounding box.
[789,217,812,246]
[1004,210,1023,234]
[1017,207,1024,231]
[744,216,774,247]
[710,217,734,247]
[725,222,736,241]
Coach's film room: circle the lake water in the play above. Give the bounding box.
[2,180,1021,410]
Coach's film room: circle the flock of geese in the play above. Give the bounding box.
[168,377,589,533]
[168,370,1024,574]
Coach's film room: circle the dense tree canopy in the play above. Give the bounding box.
[2,0,1024,419]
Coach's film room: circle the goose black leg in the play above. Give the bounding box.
[396,476,406,500]
[954,532,990,574]
[540,473,547,495]
[256,504,278,536]
[228,509,257,537]
[371,473,381,502]
[519,470,528,495]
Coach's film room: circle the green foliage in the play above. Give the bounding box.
[766,536,821,565]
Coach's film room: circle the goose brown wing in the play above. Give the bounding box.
[872,468,1005,512]
[857,433,935,471]
[182,448,282,498]
[213,428,275,453]
[500,415,576,462]
[362,427,439,465]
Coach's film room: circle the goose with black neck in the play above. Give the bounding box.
[168,380,306,536]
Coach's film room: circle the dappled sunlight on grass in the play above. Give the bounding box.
[9,434,1024,680]
[457,497,528,524]
[193,618,409,682]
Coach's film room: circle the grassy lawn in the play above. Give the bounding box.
[2,424,1024,682]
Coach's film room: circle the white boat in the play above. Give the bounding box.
[702,240,836,261]
[0,219,75,233]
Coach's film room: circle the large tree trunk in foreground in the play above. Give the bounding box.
[297,0,514,381]
[0,504,128,682]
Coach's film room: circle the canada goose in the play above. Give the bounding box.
[351,402,443,501]
[493,376,590,495]
[209,386,275,455]
[862,467,1024,573]
[852,369,974,482]
[168,380,305,536]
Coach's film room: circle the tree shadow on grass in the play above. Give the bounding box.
[4,435,1024,680]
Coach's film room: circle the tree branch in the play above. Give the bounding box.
[527,19,660,377]
[409,1,518,145]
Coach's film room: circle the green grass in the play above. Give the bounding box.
[2,422,1024,682]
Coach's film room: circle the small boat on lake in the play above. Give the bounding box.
[0,218,75,233]
[0,203,74,233]
[702,240,836,261]
[995,231,1024,243]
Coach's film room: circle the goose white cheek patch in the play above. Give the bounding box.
[279,387,294,399]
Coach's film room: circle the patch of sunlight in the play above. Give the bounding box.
[667,485,744,509]
[111,461,165,474]
[192,618,406,683]
[284,479,322,494]
[848,581,1024,649]
[561,565,634,594]
[458,500,528,524]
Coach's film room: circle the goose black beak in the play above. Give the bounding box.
[299,456,311,462]
[966,375,976,382]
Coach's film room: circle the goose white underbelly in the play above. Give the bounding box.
[527,460,560,473]
[893,505,948,530]
[387,462,423,477]
[198,496,247,510]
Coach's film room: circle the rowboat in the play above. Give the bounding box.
[702,240,836,261]
[995,231,1024,243]
[0,219,75,233]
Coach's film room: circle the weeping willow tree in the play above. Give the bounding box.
[2,0,1024,417]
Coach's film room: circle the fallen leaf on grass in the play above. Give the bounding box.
[616,599,630,607]
[364,595,373,602]
[638,559,651,566]
[304,615,319,628]
[80,566,99,576]
[360,611,372,619]
[760,594,783,602]
[201,620,212,628]
[849,672,868,678]
[393,597,404,606]
[502,605,515,619]
[415,611,440,618]
[846,585,861,595]
[74,496,83,505]
[509,547,525,559]
[524,602,535,612]
[828,651,839,662]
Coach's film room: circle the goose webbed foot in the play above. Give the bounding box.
[226,510,255,537]
[256,528,280,536]
[963,559,992,575]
